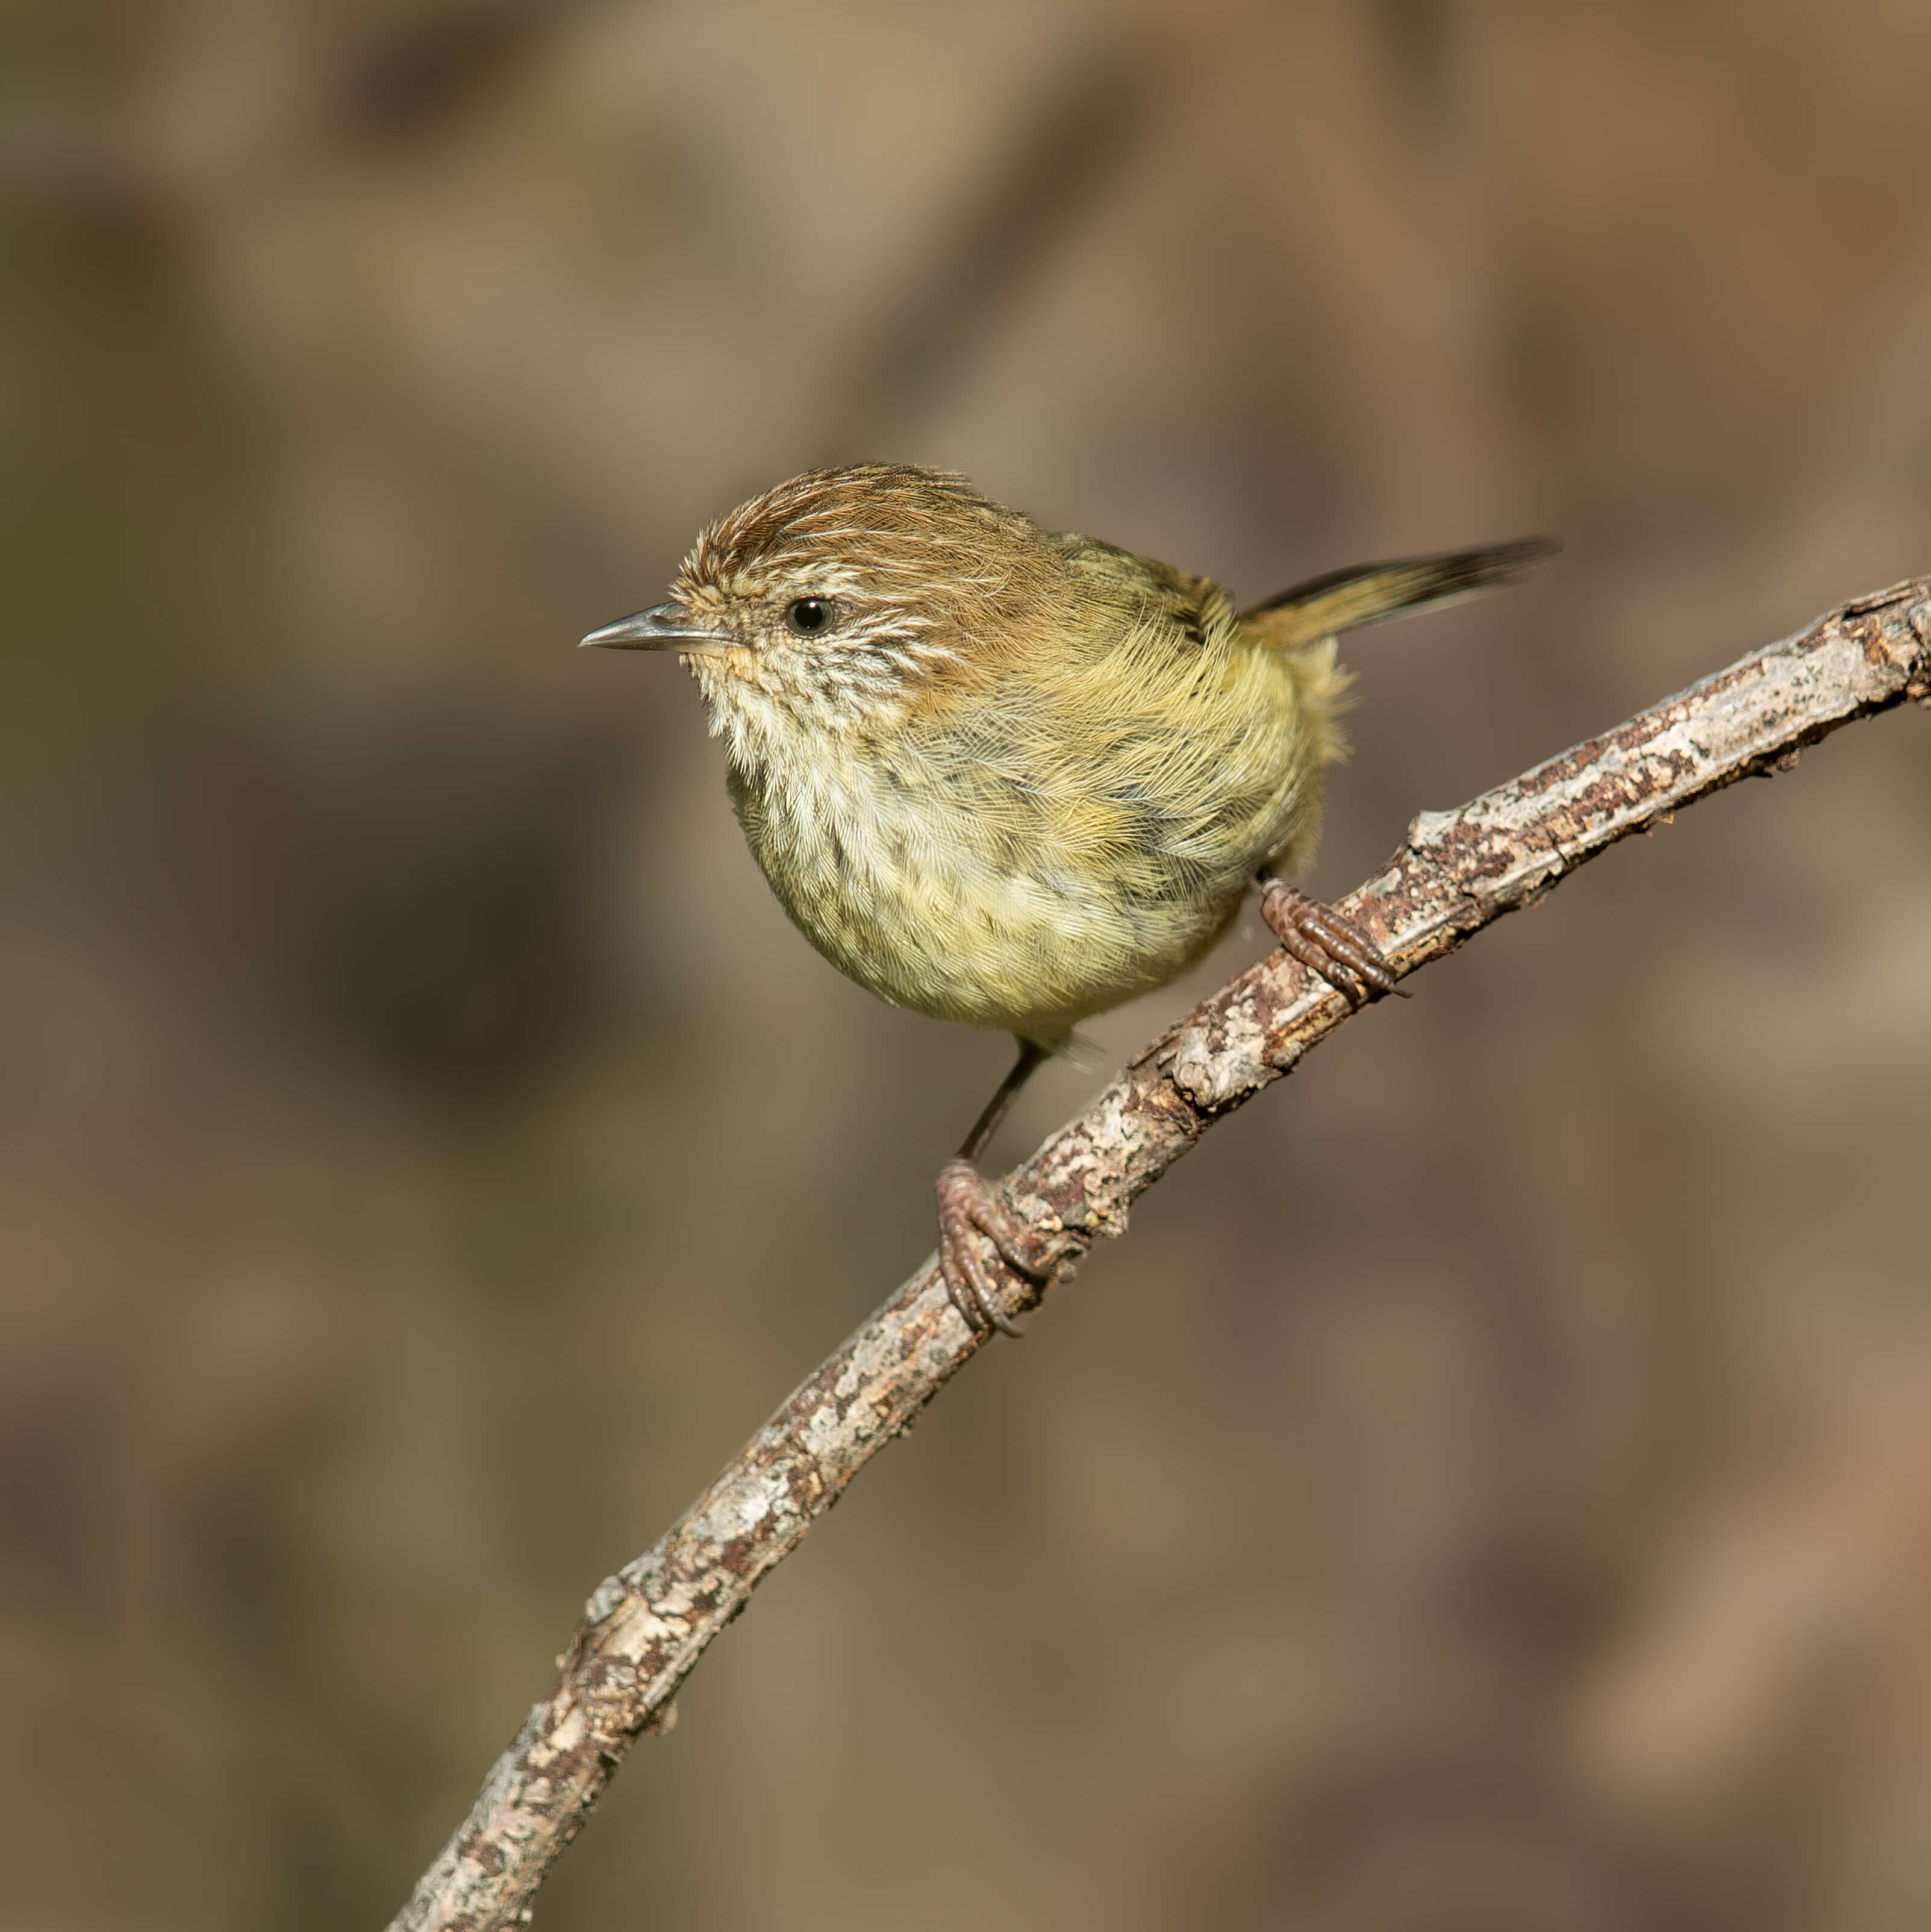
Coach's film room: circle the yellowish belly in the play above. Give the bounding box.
[719,619,1337,1044]
[731,751,1265,1045]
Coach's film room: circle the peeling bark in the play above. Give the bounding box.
[392,578,1931,1931]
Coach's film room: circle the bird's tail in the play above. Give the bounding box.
[1238,538,1558,652]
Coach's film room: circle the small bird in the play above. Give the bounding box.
[585,464,1552,1334]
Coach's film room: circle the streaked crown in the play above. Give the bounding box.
[669,463,1061,736]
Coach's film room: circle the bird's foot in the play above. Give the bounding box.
[1259,878,1409,1006]
[937,1158,1044,1338]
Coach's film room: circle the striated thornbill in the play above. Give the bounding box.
[585,463,1552,1333]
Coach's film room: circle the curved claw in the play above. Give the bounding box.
[1259,879,1409,1004]
[937,1158,1040,1339]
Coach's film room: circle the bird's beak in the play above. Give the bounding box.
[578,602,732,652]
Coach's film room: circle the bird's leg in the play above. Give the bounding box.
[938,1039,1049,1338]
[1258,875,1409,1006]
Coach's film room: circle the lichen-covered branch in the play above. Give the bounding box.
[392,579,1931,1931]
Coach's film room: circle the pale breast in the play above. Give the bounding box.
[727,681,1305,1044]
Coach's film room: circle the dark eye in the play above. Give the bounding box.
[785,596,836,637]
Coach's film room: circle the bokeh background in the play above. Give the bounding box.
[7,3,1931,1926]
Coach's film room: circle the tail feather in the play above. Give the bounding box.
[1240,537,1557,650]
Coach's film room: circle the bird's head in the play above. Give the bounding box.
[582,464,1064,748]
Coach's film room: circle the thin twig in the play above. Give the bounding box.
[392,579,1931,1930]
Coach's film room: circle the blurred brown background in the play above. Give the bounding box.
[6,2,1931,1927]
